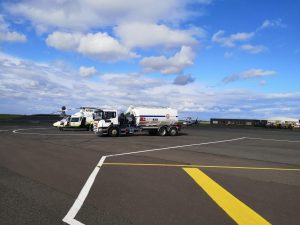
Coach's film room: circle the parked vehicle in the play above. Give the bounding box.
[93,106,181,137]
[266,117,300,129]
[53,107,98,130]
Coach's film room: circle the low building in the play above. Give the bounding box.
[210,118,267,127]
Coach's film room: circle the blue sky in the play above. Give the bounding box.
[0,0,299,119]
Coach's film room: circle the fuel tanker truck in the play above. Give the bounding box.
[93,106,181,137]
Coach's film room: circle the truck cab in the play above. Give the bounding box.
[93,109,119,136]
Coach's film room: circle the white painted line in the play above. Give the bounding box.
[12,128,93,136]
[63,218,84,225]
[63,156,106,225]
[0,129,10,132]
[13,128,49,133]
[246,137,300,143]
[62,137,246,224]
[106,137,247,158]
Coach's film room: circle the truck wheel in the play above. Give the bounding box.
[169,127,178,136]
[158,127,167,136]
[109,127,119,137]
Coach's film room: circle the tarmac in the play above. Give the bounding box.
[0,118,300,225]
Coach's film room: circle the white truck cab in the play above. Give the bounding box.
[93,109,119,136]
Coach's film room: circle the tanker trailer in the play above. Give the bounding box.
[125,106,180,136]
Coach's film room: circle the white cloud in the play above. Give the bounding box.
[241,69,276,78]
[140,46,195,74]
[46,32,82,51]
[212,19,285,56]
[77,32,139,61]
[6,0,211,32]
[223,69,276,84]
[212,30,254,47]
[46,31,138,62]
[79,66,97,77]
[0,15,27,42]
[260,19,286,30]
[115,22,203,49]
[240,44,267,54]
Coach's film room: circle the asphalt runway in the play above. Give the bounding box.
[0,121,300,225]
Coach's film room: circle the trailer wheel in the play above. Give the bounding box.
[169,127,178,136]
[158,127,167,136]
[109,127,119,137]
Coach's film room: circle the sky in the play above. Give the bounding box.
[0,0,299,119]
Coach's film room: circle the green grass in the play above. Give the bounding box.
[199,121,210,125]
[0,114,23,120]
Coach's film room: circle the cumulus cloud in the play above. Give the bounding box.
[140,46,195,74]
[240,44,267,54]
[223,69,277,84]
[212,30,255,47]
[115,22,203,49]
[0,15,26,42]
[6,0,211,32]
[173,74,195,85]
[46,31,138,62]
[77,32,139,61]
[46,32,82,51]
[79,66,97,77]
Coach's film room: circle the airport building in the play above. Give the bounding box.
[210,118,267,127]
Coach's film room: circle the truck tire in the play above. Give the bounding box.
[158,127,167,136]
[169,127,178,136]
[109,127,119,137]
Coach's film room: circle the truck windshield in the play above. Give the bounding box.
[93,110,104,121]
[70,117,80,122]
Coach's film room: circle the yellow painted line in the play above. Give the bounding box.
[102,162,300,171]
[183,168,271,225]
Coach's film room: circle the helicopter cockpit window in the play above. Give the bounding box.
[70,117,80,122]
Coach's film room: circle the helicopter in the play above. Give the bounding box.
[182,117,199,126]
[53,106,99,131]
